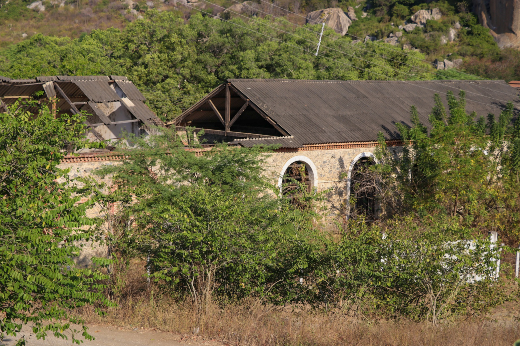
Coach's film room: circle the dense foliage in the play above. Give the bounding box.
[0,102,109,345]
[370,91,520,244]
[95,130,327,310]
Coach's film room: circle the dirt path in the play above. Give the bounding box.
[0,324,224,346]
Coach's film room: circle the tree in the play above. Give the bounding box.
[95,129,324,315]
[0,101,109,345]
[373,91,520,243]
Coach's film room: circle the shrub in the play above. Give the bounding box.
[392,3,409,19]
[425,19,450,33]
[0,100,110,345]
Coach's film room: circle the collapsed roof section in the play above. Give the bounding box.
[173,79,520,148]
[0,75,164,142]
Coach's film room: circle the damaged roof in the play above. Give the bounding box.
[0,75,163,128]
[218,79,520,147]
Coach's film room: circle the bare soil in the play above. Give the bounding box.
[0,324,224,346]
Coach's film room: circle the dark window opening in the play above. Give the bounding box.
[282,161,312,208]
[350,157,377,221]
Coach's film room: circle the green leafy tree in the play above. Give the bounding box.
[0,101,109,345]
[0,11,433,123]
[95,129,324,314]
[373,91,520,243]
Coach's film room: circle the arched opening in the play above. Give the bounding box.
[349,156,377,221]
[282,161,311,194]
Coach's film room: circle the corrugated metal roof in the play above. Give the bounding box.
[114,80,146,101]
[0,76,163,129]
[0,83,44,98]
[222,79,520,147]
[10,79,37,83]
[122,98,164,126]
[57,75,110,81]
[110,75,128,81]
[74,80,120,102]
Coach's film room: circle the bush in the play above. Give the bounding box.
[425,19,450,33]
[95,129,326,313]
[392,3,409,19]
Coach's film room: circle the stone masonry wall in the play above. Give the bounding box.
[59,145,378,264]
[263,146,378,227]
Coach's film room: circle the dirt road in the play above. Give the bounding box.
[0,324,224,346]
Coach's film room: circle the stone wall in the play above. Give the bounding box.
[264,146,378,227]
[58,160,119,267]
[60,145,379,263]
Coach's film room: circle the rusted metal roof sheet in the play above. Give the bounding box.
[111,75,128,81]
[225,79,520,147]
[73,80,120,102]
[10,79,37,83]
[0,76,163,129]
[0,83,44,99]
[36,76,58,82]
[115,80,146,101]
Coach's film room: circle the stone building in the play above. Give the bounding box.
[172,79,520,222]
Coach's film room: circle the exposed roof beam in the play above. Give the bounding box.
[172,84,226,126]
[176,126,273,138]
[228,84,290,137]
[208,99,225,127]
[90,119,140,126]
[225,84,231,133]
[54,83,105,142]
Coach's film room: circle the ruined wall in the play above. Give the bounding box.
[60,145,379,263]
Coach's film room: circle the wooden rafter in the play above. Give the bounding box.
[225,84,231,133]
[54,83,105,142]
[171,84,226,126]
[175,126,273,138]
[208,99,225,126]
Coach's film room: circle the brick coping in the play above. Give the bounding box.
[60,141,402,163]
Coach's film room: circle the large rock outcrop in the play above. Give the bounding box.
[410,8,442,25]
[473,0,520,48]
[306,8,352,35]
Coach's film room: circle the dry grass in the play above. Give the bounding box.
[78,295,520,346]
[74,262,520,346]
